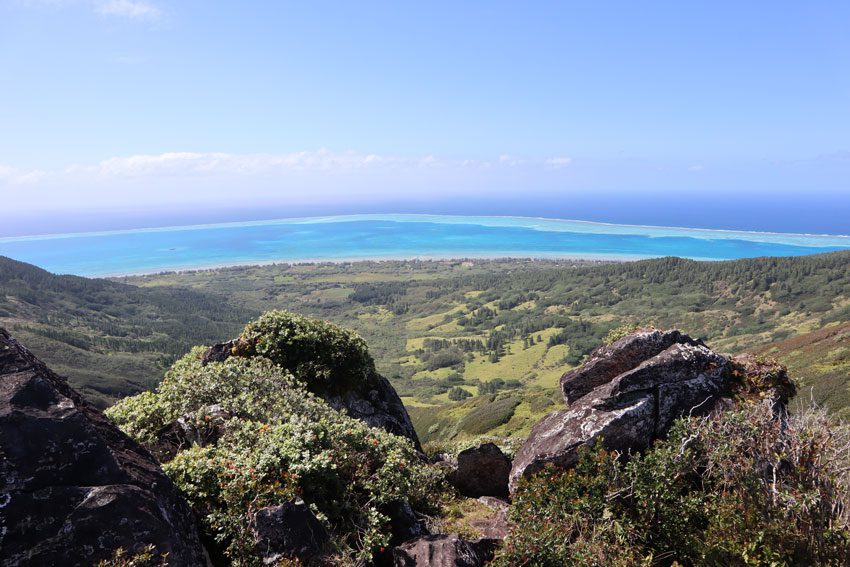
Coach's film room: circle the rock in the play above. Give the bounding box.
[510,330,734,493]
[200,339,235,364]
[560,329,703,404]
[150,404,234,462]
[392,534,499,567]
[202,342,422,451]
[252,499,328,563]
[381,500,427,545]
[0,328,206,566]
[472,497,509,540]
[448,443,511,498]
[325,375,422,451]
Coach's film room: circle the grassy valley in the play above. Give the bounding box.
[2,252,849,435]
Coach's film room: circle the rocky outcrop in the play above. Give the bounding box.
[201,341,422,451]
[560,329,704,403]
[392,534,499,567]
[325,375,422,451]
[0,328,206,566]
[448,443,511,498]
[252,499,328,563]
[510,329,736,493]
[471,497,509,540]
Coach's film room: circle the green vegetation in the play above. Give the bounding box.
[3,251,850,436]
[756,321,850,419]
[4,250,849,564]
[97,545,168,567]
[0,256,250,406]
[231,309,378,395]
[107,314,443,565]
[497,401,850,566]
[455,395,521,436]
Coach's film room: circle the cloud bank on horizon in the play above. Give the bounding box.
[1,148,846,210]
[3,149,849,236]
[0,149,579,211]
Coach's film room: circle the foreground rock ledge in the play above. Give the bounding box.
[510,329,765,493]
[0,328,206,566]
[391,534,499,567]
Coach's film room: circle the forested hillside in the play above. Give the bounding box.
[2,252,848,428]
[0,256,252,405]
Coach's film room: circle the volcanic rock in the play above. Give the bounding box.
[392,534,499,567]
[560,328,704,403]
[252,499,329,564]
[0,328,206,566]
[510,330,734,493]
[448,443,511,498]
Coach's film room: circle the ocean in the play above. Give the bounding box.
[1,214,848,277]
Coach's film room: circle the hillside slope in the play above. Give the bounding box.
[2,251,849,426]
[0,256,252,405]
[756,321,850,418]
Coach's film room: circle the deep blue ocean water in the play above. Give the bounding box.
[1,214,848,277]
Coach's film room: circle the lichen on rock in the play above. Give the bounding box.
[510,329,790,493]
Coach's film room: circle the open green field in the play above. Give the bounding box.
[2,252,849,441]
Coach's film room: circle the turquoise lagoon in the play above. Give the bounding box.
[1,214,849,277]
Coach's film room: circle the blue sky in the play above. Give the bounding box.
[1,1,849,234]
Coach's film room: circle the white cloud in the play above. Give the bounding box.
[18,0,162,20]
[498,154,527,167]
[1,150,575,190]
[0,165,49,184]
[688,164,705,172]
[545,157,572,169]
[89,150,416,177]
[94,0,160,19]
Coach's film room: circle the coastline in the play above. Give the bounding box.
[4,214,848,278]
[103,252,636,279]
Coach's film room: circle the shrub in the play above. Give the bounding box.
[423,348,465,371]
[447,386,472,401]
[231,310,377,394]
[96,545,168,567]
[497,401,850,566]
[108,336,443,564]
[528,394,555,413]
[457,396,520,436]
[603,322,655,345]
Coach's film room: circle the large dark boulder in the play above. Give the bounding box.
[560,329,704,403]
[381,500,427,546]
[511,330,735,493]
[252,499,329,563]
[448,443,511,498]
[0,328,206,566]
[392,534,499,567]
[201,341,422,451]
[325,375,421,451]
